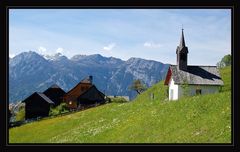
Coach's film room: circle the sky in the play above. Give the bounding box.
[9,9,231,65]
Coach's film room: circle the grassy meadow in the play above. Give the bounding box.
[9,66,231,143]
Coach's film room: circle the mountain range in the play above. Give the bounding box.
[9,51,169,103]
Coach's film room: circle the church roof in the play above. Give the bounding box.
[166,65,224,86]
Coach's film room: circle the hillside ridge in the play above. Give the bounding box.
[9,66,231,143]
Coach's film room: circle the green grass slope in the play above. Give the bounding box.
[9,66,231,143]
[219,66,231,92]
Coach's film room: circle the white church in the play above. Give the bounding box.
[164,29,224,100]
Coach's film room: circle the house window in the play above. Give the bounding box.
[196,89,202,95]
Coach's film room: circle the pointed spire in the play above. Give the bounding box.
[179,28,186,48]
[176,27,188,71]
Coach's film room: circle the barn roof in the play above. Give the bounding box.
[43,84,66,94]
[37,93,55,104]
[43,84,66,105]
[80,75,93,84]
[64,76,93,96]
[49,84,62,89]
[22,92,55,104]
[166,65,224,85]
[77,85,105,101]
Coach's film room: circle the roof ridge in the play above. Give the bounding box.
[171,64,217,67]
[188,65,217,67]
[78,85,105,99]
[37,92,55,104]
[23,92,55,104]
[50,84,60,88]
[66,81,93,94]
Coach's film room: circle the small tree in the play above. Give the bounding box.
[222,54,231,66]
[13,102,25,122]
[129,79,147,94]
[216,61,224,69]
[15,108,25,122]
[217,54,231,68]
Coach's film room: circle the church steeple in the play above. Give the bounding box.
[179,29,186,48]
[176,28,188,71]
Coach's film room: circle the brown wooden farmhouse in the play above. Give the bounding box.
[63,76,106,109]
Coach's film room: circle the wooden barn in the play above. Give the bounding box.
[22,92,55,119]
[43,84,66,106]
[63,76,106,109]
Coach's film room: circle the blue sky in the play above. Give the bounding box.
[9,9,231,65]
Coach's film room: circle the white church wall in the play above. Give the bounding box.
[178,85,220,99]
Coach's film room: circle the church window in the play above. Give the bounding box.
[196,89,202,95]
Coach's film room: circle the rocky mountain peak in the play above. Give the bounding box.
[9,51,169,103]
[70,54,87,61]
[10,51,46,66]
[44,53,68,61]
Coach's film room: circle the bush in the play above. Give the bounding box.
[49,103,69,116]
[165,87,169,99]
[15,107,25,122]
[110,97,128,103]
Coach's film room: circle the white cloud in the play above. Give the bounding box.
[144,41,163,48]
[38,46,47,54]
[103,43,116,51]
[9,53,15,58]
[56,47,63,54]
